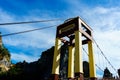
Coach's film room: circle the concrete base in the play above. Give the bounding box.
[75,72,84,80]
[68,78,75,80]
[50,74,59,80]
[90,77,97,80]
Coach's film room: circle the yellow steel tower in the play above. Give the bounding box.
[51,17,96,80]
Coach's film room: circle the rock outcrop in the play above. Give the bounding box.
[0,33,11,73]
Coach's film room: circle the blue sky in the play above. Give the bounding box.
[0,0,120,77]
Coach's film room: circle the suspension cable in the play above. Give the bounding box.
[95,64,104,72]
[0,17,117,75]
[93,38,117,72]
[1,25,57,37]
[82,47,104,73]
[0,19,64,26]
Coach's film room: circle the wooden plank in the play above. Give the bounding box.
[79,17,93,32]
[79,28,93,41]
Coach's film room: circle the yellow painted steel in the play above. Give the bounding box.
[51,17,97,80]
[68,46,75,78]
[74,31,83,73]
[52,38,61,74]
[88,41,96,78]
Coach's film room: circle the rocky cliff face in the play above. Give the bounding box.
[0,56,11,72]
[0,34,11,73]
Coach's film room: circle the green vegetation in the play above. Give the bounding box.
[0,44,11,74]
[0,46,54,80]
[0,45,10,61]
[0,45,90,80]
[0,44,119,80]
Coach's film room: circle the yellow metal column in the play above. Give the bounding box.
[51,37,61,80]
[88,41,97,80]
[68,46,75,79]
[74,31,83,80]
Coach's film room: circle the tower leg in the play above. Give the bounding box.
[74,31,83,80]
[68,46,75,79]
[88,41,97,80]
[51,38,61,80]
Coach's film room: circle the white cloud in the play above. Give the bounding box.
[81,7,120,30]
[94,30,120,73]
[0,9,14,22]
[83,7,120,76]
[11,52,38,63]
[3,29,55,48]
[1,1,120,77]
[66,3,120,76]
[0,8,58,63]
[0,8,59,49]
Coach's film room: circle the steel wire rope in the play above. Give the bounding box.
[1,25,57,37]
[93,38,117,74]
[0,19,64,26]
[82,47,88,61]
[82,47,104,73]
